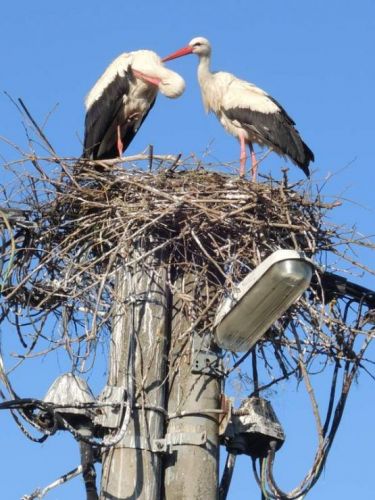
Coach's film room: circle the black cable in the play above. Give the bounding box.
[311,271,375,309]
[79,437,99,500]
[228,346,254,373]
[219,452,236,500]
[252,349,259,397]
[322,361,340,437]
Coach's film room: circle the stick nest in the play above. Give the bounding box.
[0,157,374,375]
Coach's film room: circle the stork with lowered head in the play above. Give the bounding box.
[83,50,185,160]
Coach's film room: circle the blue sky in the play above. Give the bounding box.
[1,1,374,498]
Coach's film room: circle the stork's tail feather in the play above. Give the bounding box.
[294,141,314,177]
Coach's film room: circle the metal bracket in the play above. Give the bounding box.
[153,431,207,454]
[191,332,223,376]
[116,435,156,452]
[94,385,126,429]
[191,351,222,375]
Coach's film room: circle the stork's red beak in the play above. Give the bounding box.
[162,46,193,62]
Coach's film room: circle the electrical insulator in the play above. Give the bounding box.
[42,373,95,430]
[222,397,285,458]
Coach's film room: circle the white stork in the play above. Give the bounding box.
[163,37,314,179]
[83,50,185,160]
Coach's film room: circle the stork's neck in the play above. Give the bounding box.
[197,55,212,84]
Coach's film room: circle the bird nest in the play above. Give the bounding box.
[1,155,373,374]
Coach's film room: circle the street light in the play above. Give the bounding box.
[214,250,313,352]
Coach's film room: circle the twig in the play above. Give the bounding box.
[22,465,83,499]
[17,99,57,156]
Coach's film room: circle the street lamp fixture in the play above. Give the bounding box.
[214,250,314,352]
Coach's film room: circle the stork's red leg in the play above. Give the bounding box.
[239,132,247,178]
[249,143,258,181]
[116,125,123,157]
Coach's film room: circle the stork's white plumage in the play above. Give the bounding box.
[163,37,314,179]
[83,50,185,160]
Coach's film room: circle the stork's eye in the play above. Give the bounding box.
[193,42,202,47]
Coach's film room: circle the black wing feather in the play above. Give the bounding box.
[83,72,131,160]
[223,106,314,176]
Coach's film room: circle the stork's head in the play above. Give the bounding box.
[131,50,186,98]
[162,36,211,62]
[158,70,186,98]
[188,37,211,57]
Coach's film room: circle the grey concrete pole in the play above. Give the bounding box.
[100,253,169,499]
[164,273,221,500]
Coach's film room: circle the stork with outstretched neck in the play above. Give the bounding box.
[83,50,185,160]
[163,37,314,179]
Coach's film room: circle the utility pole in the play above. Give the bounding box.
[100,250,170,499]
[100,261,222,499]
[164,273,221,499]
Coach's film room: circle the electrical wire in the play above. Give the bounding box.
[219,452,237,500]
